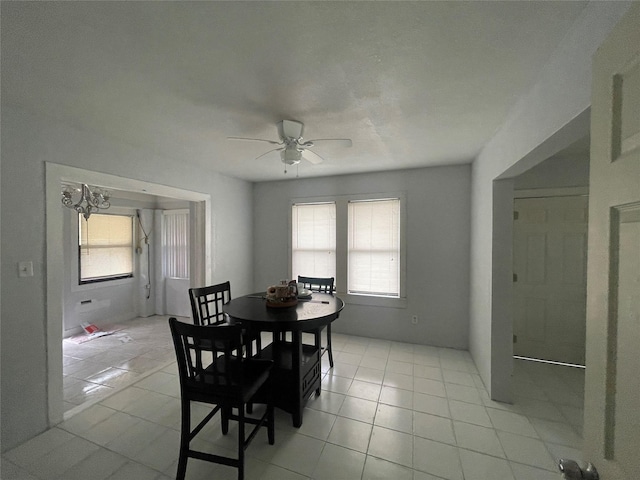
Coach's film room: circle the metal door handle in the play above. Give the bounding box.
[558,459,599,480]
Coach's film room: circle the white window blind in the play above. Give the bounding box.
[79,213,134,283]
[291,202,336,280]
[162,210,189,279]
[348,198,400,297]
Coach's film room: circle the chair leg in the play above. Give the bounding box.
[221,406,230,435]
[326,324,334,368]
[238,406,245,480]
[176,399,190,480]
[255,335,262,355]
[268,381,275,445]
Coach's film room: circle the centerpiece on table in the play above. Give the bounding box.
[265,280,298,308]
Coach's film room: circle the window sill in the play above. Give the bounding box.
[341,293,407,309]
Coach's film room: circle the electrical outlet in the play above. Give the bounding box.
[18,261,33,277]
[411,315,418,325]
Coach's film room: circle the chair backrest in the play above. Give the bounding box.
[169,317,243,398]
[297,276,335,293]
[189,281,231,326]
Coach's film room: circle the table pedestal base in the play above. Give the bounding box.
[257,340,320,427]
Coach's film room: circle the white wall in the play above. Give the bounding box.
[469,2,631,402]
[253,166,471,347]
[0,105,254,451]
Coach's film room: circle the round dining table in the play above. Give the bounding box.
[224,292,344,427]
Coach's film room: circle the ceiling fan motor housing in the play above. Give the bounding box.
[277,119,304,140]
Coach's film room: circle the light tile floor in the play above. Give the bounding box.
[2,317,585,479]
[60,316,178,414]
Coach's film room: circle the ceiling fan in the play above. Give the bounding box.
[228,120,352,169]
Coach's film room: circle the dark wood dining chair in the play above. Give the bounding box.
[298,275,335,368]
[189,281,262,357]
[169,317,275,480]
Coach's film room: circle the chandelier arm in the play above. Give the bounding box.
[61,183,111,220]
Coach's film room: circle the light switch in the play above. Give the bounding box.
[18,261,33,277]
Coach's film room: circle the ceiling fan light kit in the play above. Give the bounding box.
[281,147,302,165]
[228,119,352,173]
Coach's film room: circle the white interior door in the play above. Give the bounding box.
[513,195,588,365]
[582,4,640,478]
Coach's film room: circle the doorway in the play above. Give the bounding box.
[46,162,211,425]
[512,193,588,366]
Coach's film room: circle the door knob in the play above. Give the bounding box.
[558,458,599,480]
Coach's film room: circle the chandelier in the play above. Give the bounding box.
[61,183,111,220]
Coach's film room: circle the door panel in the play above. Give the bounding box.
[584,4,640,478]
[513,196,588,365]
[612,208,640,475]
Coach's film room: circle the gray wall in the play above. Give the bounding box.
[514,154,589,190]
[253,166,471,348]
[0,105,254,451]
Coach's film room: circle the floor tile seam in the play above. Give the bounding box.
[507,456,560,474]
[446,415,495,431]
[360,454,419,478]
[51,443,145,480]
[349,376,385,387]
[538,433,583,451]
[85,440,169,478]
[334,411,376,425]
[412,407,456,422]
[479,420,545,442]
[409,448,459,478]
[454,444,513,465]
[357,364,387,371]
[441,379,478,389]
[527,414,582,431]
[65,364,114,378]
[63,376,104,390]
[100,421,171,461]
[411,429,457,448]
[64,359,175,419]
[68,383,116,398]
[84,366,137,382]
[265,461,314,480]
[17,432,116,479]
[494,429,556,470]
[315,437,370,472]
[57,404,121,434]
[1,427,79,465]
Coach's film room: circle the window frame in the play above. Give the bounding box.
[77,212,135,285]
[291,201,337,282]
[348,197,402,298]
[289,192,407,309]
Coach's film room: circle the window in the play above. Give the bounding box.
[348,198,400,297]
[162,210,190,278]
[291,202,336,280]
[291,195,404,304]
[79,213,134,283]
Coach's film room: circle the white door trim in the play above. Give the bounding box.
[514,186,589,199]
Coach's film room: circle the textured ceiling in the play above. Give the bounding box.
[2,1,589,182]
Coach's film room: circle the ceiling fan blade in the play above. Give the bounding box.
[302,149,324,165]
[303,138,352,148]
[255,147,284,160]
[227,136,282,145]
